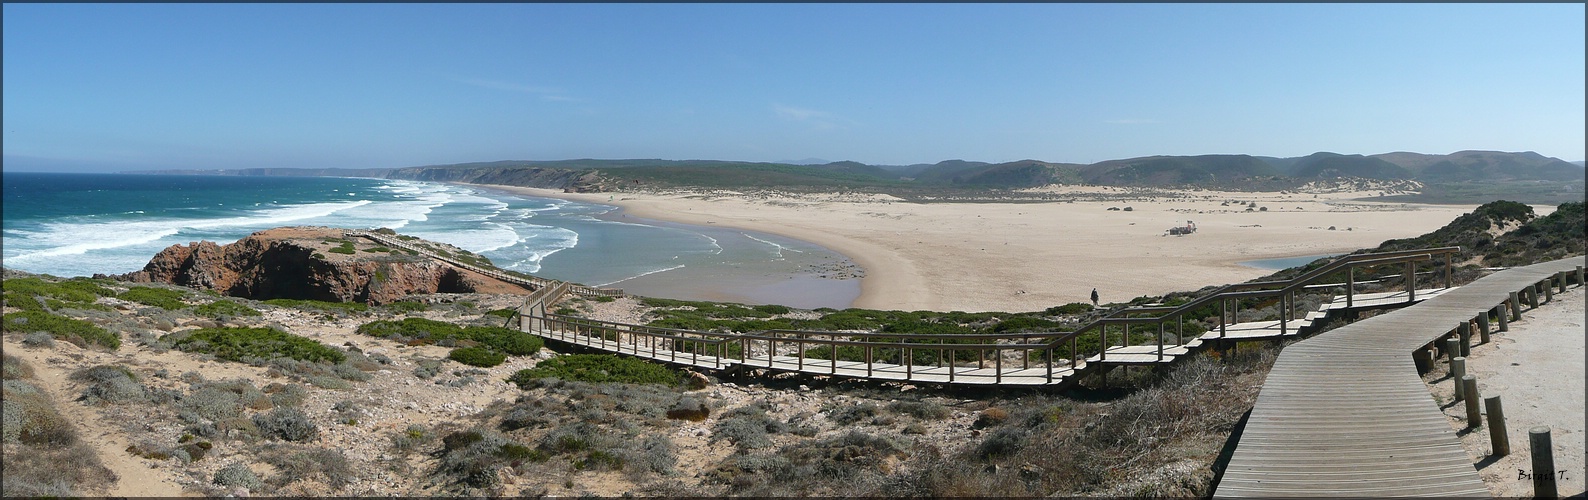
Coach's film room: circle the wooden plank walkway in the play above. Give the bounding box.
[345,230,623,299]
[529,282,1471,386]
[1214,256,1585,497]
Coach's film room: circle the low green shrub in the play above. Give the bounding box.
[483,308,517,319]
[253,408,319,442]
[262,299,368,312]
[461,326,543,355]
[383,300,428,313]
[259,445,352,490]
[118,286,190,310]
[355,317,462,341]
[752,304,790,315]
[193,300,262,319]
[327,241,356,255]
[213,463,263,490]
[712,402,787,451]
[508,354,684,388]
[3,379,77,446]
[2,354,33,380]
[437,429,541,489]
[448,347,506,368]
[72,365,147,405]
[3,277,114,304]
[2,310,120,350]
[886,400,951,420]
[3,291,45,311]
[164,327,345,364]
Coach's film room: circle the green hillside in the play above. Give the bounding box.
[1288,152,1411,180]
[1081,155,1279,186]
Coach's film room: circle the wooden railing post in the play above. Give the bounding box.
[948,348,954,382]
[995,347,1002,385]
[830,337,836,374]
[1023,336,1030,370]
[1099,323,1108,361]
[1405,260,1416,302]
[1280,292,1288,336]
[866,345,873,376]
[1347,266,1355,308]
[1156,321,1165,362]
[1220,299,1229,338]
[1444,252,1452,289]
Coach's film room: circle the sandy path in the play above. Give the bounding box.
[3,339,193,496]
[474,184,1493,312]
[1437,284,1586,497]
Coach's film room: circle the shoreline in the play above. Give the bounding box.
[466,183,1487,312]
[463,183,862,309]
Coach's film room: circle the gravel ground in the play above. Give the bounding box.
[1428,283,1584,498]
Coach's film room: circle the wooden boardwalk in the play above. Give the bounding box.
[518,247,1471,387]
[1214,256,1585,497]
[345,230,622,299]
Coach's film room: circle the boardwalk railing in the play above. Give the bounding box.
[345,230,622,299]
[519,246,1467,386]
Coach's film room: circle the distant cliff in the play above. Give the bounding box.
[384,167,607,192]
[114,227,526,304]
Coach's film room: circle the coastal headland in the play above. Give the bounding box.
[473,182,1508,312]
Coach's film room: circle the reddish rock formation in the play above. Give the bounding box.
[119,227,527,304]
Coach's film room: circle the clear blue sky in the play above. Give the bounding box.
[4,3,1584,172]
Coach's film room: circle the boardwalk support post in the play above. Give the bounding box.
[1451,357,1466,401]
[1461,375,1480,428]
[1477,313,1490,343]
[1557,271,1567,294]
[1444,338,1461,367]
[1497,304,1509,332]
[1529,426,1557,498]
[1545,276,1554,303]
[1526,285,1539,309]
[1457,322,1471,356]
[1485,395,1509,456]
[1577,265,1584,288]
[1509,292,1522,321]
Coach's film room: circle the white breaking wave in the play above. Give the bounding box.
[741,232,804,258]
[598,264,685,287]
[5,199,372,264]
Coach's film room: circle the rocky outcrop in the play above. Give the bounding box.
[117,227,522,304]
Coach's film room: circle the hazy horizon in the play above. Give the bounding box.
[5,4,1584,173]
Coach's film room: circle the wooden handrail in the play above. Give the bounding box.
[515,244,1465,386]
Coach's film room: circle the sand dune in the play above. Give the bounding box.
[476,184,1503,312]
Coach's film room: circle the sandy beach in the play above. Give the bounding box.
[473,183,1512,312]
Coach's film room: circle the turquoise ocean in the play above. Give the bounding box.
[1,172,859,309]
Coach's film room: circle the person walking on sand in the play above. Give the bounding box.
[1091,288,1099,307]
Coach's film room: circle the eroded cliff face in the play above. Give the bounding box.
[118,227,516,304]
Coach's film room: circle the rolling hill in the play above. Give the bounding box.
[126,151,1583,196]
[1081,155,1279,186]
